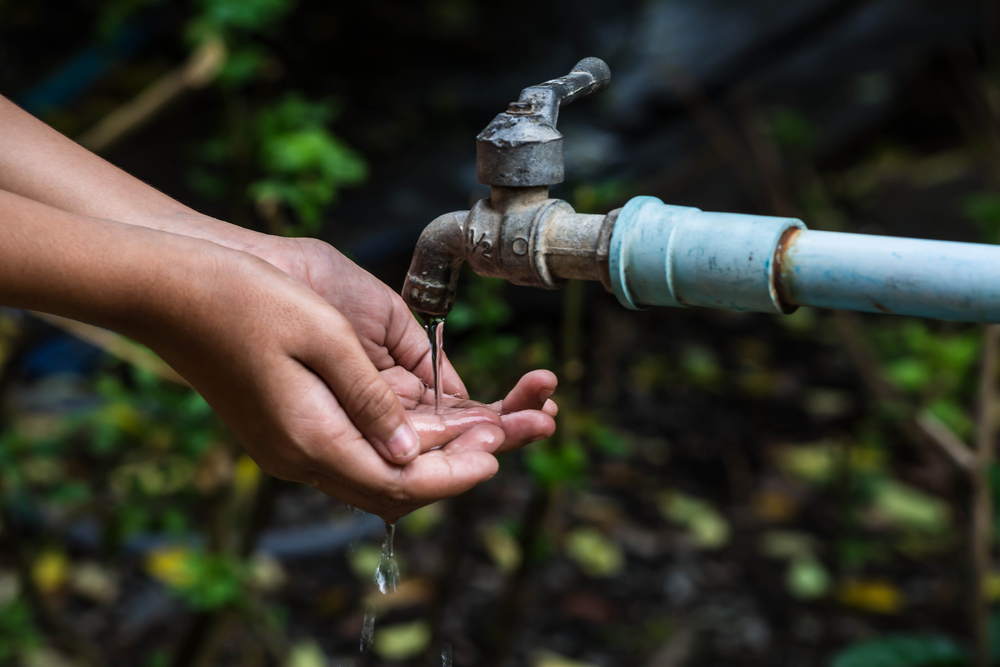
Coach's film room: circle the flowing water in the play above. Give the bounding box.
[360,604,376,653]
[360,523,399,654]
[425,316,446,414]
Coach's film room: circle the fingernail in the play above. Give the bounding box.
[384,424,419,460]
[531,434,550,443]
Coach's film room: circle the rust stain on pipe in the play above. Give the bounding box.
[772,226,802,313]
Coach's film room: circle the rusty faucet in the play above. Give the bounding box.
[402,58,1000,323]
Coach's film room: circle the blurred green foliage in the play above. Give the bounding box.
[831,634,969,667]
[0,600,39,663]
[964,193,1000,243]
[249,93,367,230]
[870,320,979,438]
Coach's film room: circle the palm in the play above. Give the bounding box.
[254,236,558,447]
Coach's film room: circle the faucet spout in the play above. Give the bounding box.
[400,191,619,320]
[401,210,470,318]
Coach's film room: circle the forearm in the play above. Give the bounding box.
[0,95,261,251]
[0,187,219,341]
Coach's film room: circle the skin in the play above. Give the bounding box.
[0,96,557,522]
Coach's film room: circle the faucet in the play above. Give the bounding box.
[401,58,617,319]
[402,58,1000,323]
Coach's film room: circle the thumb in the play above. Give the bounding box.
[303,311,420,464]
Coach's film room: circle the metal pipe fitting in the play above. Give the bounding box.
[401,188,616,318]
[400,210,470,317]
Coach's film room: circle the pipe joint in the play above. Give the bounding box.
[401,187,616,319]
[610,196,804,314]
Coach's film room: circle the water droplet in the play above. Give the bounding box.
[373,523,399,594]
[441,642,453,666]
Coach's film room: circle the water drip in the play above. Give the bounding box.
[373,522,399,594]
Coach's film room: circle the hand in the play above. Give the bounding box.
[140,239,554,522]
[0,97,558,520]
[239,233,559,462]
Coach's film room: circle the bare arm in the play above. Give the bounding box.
[0,99,558,504]
[0,95,256,249]
[0,189,553,520]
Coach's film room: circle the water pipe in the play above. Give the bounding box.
[401,58,1000,323]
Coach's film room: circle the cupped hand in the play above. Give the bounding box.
[143,240,555,521]
[244,234,558,461]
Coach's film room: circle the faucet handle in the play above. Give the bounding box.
[477,57,611,188]
[514,57,611,127]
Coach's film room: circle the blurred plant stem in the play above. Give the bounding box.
[76,37,226,154]
[31,311,187,386]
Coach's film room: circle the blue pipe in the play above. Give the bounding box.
[610,196,1000,322]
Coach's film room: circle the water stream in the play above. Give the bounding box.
[360,604,376,653]
[374,522,399,594]
[425,316,445,414]
[360,522,398,655]
[357,518,453,665]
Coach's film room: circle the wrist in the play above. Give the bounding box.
[141,209,268,253]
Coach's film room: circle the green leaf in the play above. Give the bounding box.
[926,398,974,440]
[830,635,967,667]
[786,556,830,600]
[193,0,293,33]
[658,491,730,549]
[870,479,950,534]
[680,346,721,388]
[525,441,587,487]
[374,620,432,661]
[964,193,1000,242]
[284,640,327,667]
[0,599,40,662]
[885,358,933,393]
[565,528,624,578]
[771,108,816,151]
[173,554,246,610]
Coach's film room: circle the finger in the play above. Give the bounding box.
[496,410,556,454]
[490,370,558,415]
[395,449,500,505]
[436,423,506,456]
[542,398,558,417]
[380,366,424,408]
[409,406,503,453]
[299,311,420,464]
[311,444,502,523]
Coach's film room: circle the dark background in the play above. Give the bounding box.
[1,1,997,666]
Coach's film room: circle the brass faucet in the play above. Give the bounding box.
[401,58,617,318]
